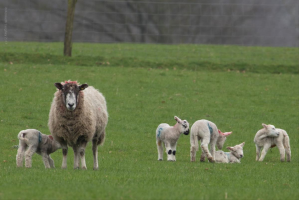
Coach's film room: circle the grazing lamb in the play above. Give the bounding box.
[254,124,291,162]
[190,119,232,163]
[156,116,190,161]
[48,81,108,170]
[215,142,245,163]
[16,129,61,168]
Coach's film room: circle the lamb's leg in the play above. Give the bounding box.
[259,143,271,161]
[283,136,291,162]
[210,139,217,161]
[92,139,99,170]
[276,143,285,162]
[156,139,163,161]
[255,145,262,161]
[79,142,87,170]
[41,152,51,169]
[285,146,291,162]
[171,143,177,161]
[25,145,37,168]
[200,152,206,162]
[16,141,26,167]
[190,146,196,162]
[48,155,55,168]
[165,142,172,161]
[201,138,214,163]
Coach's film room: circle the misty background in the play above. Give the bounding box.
[0,0,298,47]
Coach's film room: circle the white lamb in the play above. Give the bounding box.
[48,81,108,170]
[156,116,190,161]
[215,142,245,163]
[16,129,61,168]
[190,119,232,163]
[254,123,291,162]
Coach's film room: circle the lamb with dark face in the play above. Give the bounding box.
[156,116,190,161]
[48,81,108,170]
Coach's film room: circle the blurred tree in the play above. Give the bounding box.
[64,0,77,56]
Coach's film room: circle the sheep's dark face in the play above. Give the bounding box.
[55,82,88,111]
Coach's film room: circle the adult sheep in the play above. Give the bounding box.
[48,81,108,170]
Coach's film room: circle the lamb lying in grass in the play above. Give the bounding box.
[156,116,190,161]
[16,129,61,168]
[190,119,232,163]
[254,124,291,162]
[215,142,245,163]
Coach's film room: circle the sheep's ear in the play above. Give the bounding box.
[240,142,245,147]
[262,123,267,129]
[48,135,54,140]
[55,83,63,90]
[79,84,88,91]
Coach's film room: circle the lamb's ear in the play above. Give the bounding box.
[55,83,63,90]
[262,123,268,129]
[227,146,234,151]
[48,135,54,140]
[219,131,232,136]
[174,116,181,123]
[79,84,88,91]
[240,142,245,147]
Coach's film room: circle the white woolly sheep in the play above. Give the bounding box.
[215,142,245,163]
[190,119,232,163]
[48,81,108,170]
[16,129,61,168]
[254,124,291,162]
[156,116,190,161]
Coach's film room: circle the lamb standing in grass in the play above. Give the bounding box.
[16,129,61,168]
[156,116,190,161]
[48,81,108,170]
[254,124,291,162]
[190,120,232,163]
[215,142,245,163]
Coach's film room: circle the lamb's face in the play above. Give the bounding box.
[217,130,232,149]
[217,135,227,149]
[262,123,279,137]
[174,116,190,135]
[55,82,88,111]
[227,142,245,159]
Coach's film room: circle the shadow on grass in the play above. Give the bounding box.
[0,52,298,74]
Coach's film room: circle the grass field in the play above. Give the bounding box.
[0,42,298,200]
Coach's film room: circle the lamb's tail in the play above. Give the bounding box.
[282,131,291,161]
[18,132,29,143]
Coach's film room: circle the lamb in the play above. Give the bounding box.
[190,119,232,163]
[16,129,61,168]
[215,142,245,163]
[254,124,291,162]
[48,81,108,170]
[156,116,190,161]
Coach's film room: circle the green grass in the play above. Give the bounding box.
[1,42,298,74]
[0,42,298,200]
